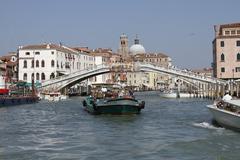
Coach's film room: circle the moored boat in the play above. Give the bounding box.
[40,92,68,101]
[159,89,191,98]
[206,100,240,131]
[0,95,39,107]
[0,80,39,107]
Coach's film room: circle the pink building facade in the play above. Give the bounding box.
[213,23,240,80]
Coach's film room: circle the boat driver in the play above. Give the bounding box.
[222,90,232,101]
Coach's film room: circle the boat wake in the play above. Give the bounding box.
[193,122,224,130]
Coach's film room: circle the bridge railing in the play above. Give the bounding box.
[40,64,110,88]
[138,62,226,84]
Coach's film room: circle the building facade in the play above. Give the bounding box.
[0,52,18,85]
[90,48,113,84]
[117,34,172,90]
[213,23,240,79]
[18,43,94,84]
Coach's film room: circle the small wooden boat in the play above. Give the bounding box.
[82,96,145,114]
[206,100,240,131]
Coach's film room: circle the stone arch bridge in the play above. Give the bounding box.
[38,63,226,96]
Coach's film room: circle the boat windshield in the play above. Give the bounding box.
[225,100,240,107]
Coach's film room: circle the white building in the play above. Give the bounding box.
[90,48,113,84]
[18,43,94,84]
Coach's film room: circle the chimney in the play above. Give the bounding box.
[46,43,50,49]
[214,25,220,37]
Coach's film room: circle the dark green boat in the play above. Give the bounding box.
[82,96,145,114]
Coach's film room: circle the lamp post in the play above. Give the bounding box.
[232,69,235,96]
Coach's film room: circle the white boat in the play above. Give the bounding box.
[206,100,240,130]
[159,90,191,98]
[40,92,68,101]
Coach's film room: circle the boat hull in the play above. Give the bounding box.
[207,105,240,130]
[0,96,39,107]
[83,97,145,114]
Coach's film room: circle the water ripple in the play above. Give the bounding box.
[0,93,239,160]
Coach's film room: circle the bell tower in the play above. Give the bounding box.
[118,33,129,58]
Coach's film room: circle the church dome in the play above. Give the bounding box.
[129,35,145,55]
[129,44,146,54]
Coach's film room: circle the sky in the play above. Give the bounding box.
[0,0,240,69]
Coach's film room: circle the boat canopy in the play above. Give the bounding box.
[225,100,240,107]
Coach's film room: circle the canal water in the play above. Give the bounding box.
[0,92,239,160]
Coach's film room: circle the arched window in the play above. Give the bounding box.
[51,60,55,67]
[41,73,45,80]
[31,60,34,68]
[221,53,225,61]
[237,53,240,61]
[23,60,27,68]
[31,73,34,80]
[41,60,45,67]
[36,60,39,67]
[36,73,40,80]
[50,73,55,79]
[23,73,27,81]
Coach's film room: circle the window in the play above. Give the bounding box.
[225,30,230,35]
[41,60,45,67]
[31,60,34,68]
[237,41,240,46]
[35,52,40,55]
[221,67,225,72]
[237,30,240,35]
[25,52,30,55]
[237,53,240,61]
[41,73,45,80]
[236,67,240,72]
[231,30,236,35]
[50,73,55,79]
[31,73,34,80]
[220,41,224,47]
[51,51,54,55]
[36,73,40,80]
[23,73,27,81]
[221,53,225,62]
[51,60,55,67]
[23,60,27,68]
[36,60,39,67]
